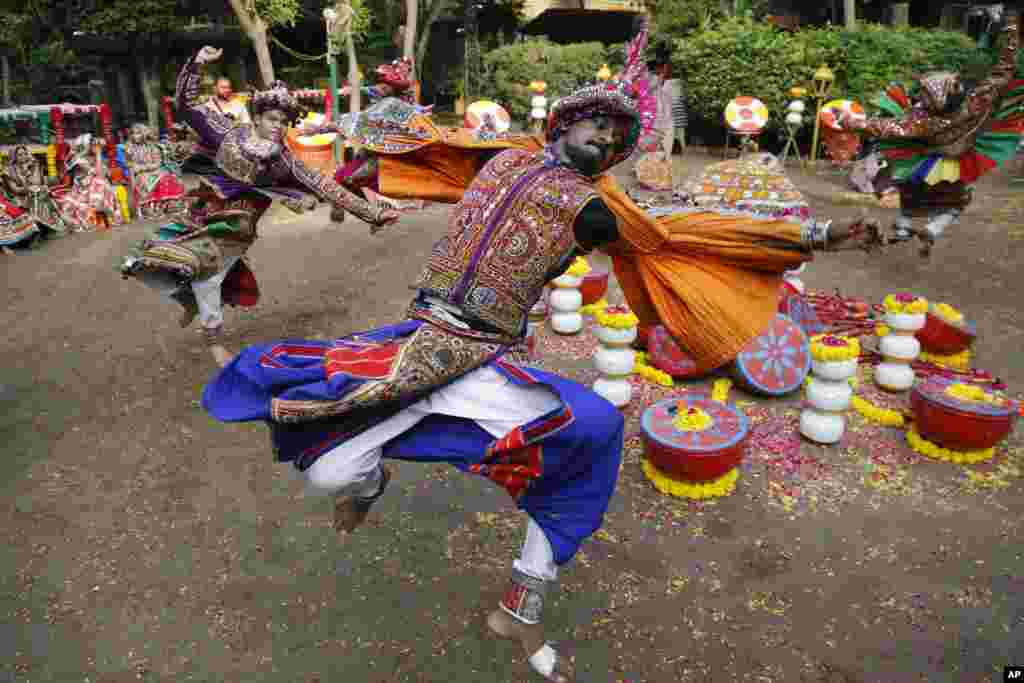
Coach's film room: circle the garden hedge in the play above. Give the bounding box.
[481,18,997,132]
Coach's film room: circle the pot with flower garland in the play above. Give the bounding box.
[640,380,747,500]
[909,377,1018,460]
[800,334,860,444]
[548,256,590,335]
[876,294,928,392]
[916,301,977,356]
[592,306,639,407]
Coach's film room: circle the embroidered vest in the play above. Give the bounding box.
[412,149,597,339]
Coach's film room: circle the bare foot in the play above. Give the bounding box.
[3,247,14,255]
[330,206,346,223]
[369,209,401,235]
[179,301,199,328]
[209,344,234,367]
[333,466,390,534]
[487,609,575,682]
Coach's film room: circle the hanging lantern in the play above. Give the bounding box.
[812,65,836,99]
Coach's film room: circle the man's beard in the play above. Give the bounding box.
[563,140,610,176]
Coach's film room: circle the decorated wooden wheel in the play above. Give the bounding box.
[465,100,511,133]
[648,325,700,379]
[911,376,1017,451]
[725,96,769,134]
[641,396,750,482]
[732,314,811,396]
[820,99,866,131]
[779,292,825,337]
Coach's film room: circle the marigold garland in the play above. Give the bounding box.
[809,334,860,362]
[711,378,732,403]
[932,302,964,325]
[579,298,608,317]
[633,352,673,386]
[564,256,591,278]
[906,426,996,465]
[594,305,639,329]
[851,395,906,427]
[883,293,928,315]
[944,383,1004,405]
[919,349,971,371]
[642,459,739,500]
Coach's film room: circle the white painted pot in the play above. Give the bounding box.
[785,112,803,127]
[594,376,632,408]
[593,345,635,377]
[883,311,926,333]
[788,100,806,114]
[800,409,846,444]
[879,333,921,361]
[531,108,547,120]
[550,311,582,335]
[548,287,582,312]
[810,358,858,382]
[875,362,915,391]
[530,96,548,108]
[594,324,638,347]
[805,377,852,412]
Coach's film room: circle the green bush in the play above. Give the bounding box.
[672,17,987,130]
[482,39,625,122]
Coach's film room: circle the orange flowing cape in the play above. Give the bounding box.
[376,130,812,372]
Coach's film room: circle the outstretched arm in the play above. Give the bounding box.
[282,149,399,231]
[176,47,235,151]
[969,9,1020,112]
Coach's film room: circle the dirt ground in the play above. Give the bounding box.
[2,151,1023,683]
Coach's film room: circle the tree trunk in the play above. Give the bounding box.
[345,31,361,114]
[844,0,856,29]
[1,54,10,106]
[250,24,276,87]
[416,0,448,74]
[226,0,276,87]
[137,58,160,130]
[404,0,417,63]
[116,66,136,128]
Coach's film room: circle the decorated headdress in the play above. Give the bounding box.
[545,15,652,168]
[376,57,414,91]
[250,80,306,124]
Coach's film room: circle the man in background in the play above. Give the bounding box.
[204,77,250,124]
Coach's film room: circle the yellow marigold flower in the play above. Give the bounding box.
[711,378,733,403]
[595,305,639,329]
[851,395,905,427]
[883,293,928,315]
[932,302,964,325]
[809,334,860,362]
[642,460,739,500]
[944,383,1003,405]
[919,349,971,371]
[565,256,591,278]
[579,298,609,317]
[906,426,995,465]
[672,405,713,432]
[875,324,891,337]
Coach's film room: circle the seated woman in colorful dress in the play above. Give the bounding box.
[52,134,125,232]
[0,193,43,253]
[119,45,399,367]
[122,123,189,219]
[2,145,69,237]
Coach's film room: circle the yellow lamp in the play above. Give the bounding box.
[810,65,836,162]
[812,65,836,99]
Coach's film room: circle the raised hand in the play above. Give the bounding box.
[370,209,401,235]
[196,46,223,65]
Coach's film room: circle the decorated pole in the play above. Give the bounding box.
[548,256,589,335]
[800,334,859,444]
[876,294,928,392]
[592,306,639,408]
